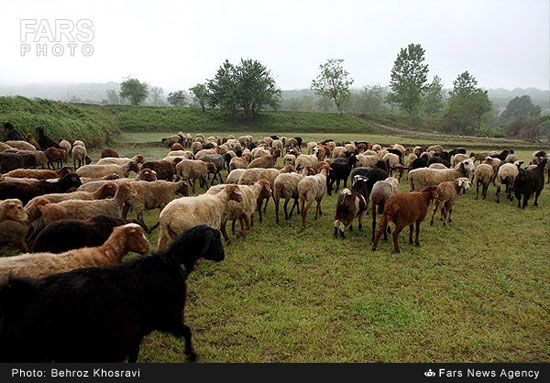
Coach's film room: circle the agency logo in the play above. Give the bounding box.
[20,19,94,57]
[424,369,436,377]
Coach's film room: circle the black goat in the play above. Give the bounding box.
[36,127,60,150]
[31,215,139,253]
[0,225,224,363]
[3,122,25,141]
[350,167,389,201]
[333,176,369,239]
[327,155,358,195]
[514,159,547,208]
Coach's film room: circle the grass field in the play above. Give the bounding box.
[2,131,549,362]
[92,133,549,362]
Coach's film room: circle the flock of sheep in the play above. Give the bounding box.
[0,122,548,362]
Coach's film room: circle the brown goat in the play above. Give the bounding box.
[372,185,443,253]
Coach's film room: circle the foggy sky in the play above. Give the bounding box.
[0,0,548,91]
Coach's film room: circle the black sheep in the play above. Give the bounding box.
[427,156,450,168]
[449,147,466,157]
[513,159,547,209]
[31,215,139,253]
[387,148,403,164]
[350,167,388,200]
[327,155,358,195]
[294,136,303,148]
[0,225,224,363]
[0,173,81,204]
[36,127,60,150]
[3,122,25,141]
[0,152,25,172]
[490,149,512,161]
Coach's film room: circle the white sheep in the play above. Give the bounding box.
[408,159,475,191]
[298,168,328,229]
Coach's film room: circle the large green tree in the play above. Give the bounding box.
[500,95,541,123]
[119,78,148,105]
[422,75,444,115]
[443,71,491,134]
[207,59,280,119]
[311,58,354,113]
[500,95,543,139]
[189,83,209,112]
[386,43,429,116]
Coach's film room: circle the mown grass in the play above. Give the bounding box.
[89,137,549,362]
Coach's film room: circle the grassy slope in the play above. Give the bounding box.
[0,97,117,146]
[84,138,546,362]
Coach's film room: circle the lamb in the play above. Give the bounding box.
[372,185,444,253]
[141,159,181,181]
[513,159,547,208]
[298,168,328,229]
[76,162,139,179]
[495,163,519,203]
[58,139,71,159]
[0,225,223,362]
[31,215,139,253]
[248,151,280,169]
[25,182,117,213]
[207,180,271,240]
[369,173,401,242]
[408,159,475,191]
[0,152,24,172]
[230,153,251,171]
[5,140,36,151]
[3,166,73,180]
[333,175,369,239]
[327,154,358,195]
[157,185,242,250]
[452,153,469,167]
[273,167,315,223]
[97,154,145,166]
[473,164,494,200]
[176,159,217,192]
[36,127,60,150]
[123,180,190,230]
[0,223,149,286]
[200,154,224,184]
[44,147,66,169]
[0,199,28,224]
[0,220,30,251]
[469,151,498,164]
[3,122,25,141]
[36,183,136,229]
[429,178,471,226]
[295,154,318,171]
[0,173,82,205]
[71,144,90,169]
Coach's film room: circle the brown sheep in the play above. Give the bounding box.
[101,148,119,158]
[141,159,181,181]
[372,185,444,253]
[26,134,41,150]
[44,147,66,169]
[3,167,73,180]
[429,178,471,226]
[171,143,184,151]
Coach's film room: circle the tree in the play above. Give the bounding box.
[311,58,354,113]
[422,75,444,115]
[386,43,429,116]
[167,90,188,107]
[236,58,281,119]
[189,84,209,112]
[105,89,120,105]
[443,71,492,134]
[500,95,541,123]
[207,58,281,119]
[358,85,388,114]
[119,78,148,105]
[148,86,164,106]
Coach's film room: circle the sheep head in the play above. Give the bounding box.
[225,184,243,203]
[0,199,28,222]
[456,177,472,194]
[119,223,150,255]
[176,181,190,197]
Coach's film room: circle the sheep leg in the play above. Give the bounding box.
[447,207,453,224]
[122,204,131,219]
[392,224,404,253]
[357,212,363,231]
[263,197,269,214]
[372,214,388,250]
[275,197,281,222]
[220,220,231,243]
[301,199,312,229]
[534,190,541,206]
[408,225,414,244]
[496,185,501,203]
[172,323,196,362]
[371,202,377,242]
[415,221,421,246]
[430,201,439,226]
[240,216,249,237]
[475,180,480,200]
[523,193,531,209]
[288,198,298,218]
[483,183,488,199]
[231,220,236,234]
[333,226,338,239]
